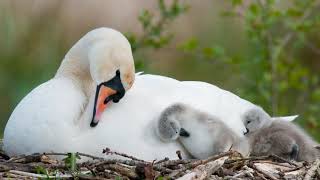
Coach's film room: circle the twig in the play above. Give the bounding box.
[253,160,295,168]
[154,157,169,164]
[304,159,320,180]
[269,154,299,167]
[254,170,268,180]
[8,170,73,179]
[43,152,105,160]
[170,151,233,178]
[88,159,144,168]
[177,156,228,180]
[98,163,138,179]
[103,148,147,162]
[283,165,304,173]
[156,159,195,167]
[248,163,278,180]
[232,165,254,178]
[77,153,105,160]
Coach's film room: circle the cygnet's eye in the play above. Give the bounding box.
[247,120,251,124]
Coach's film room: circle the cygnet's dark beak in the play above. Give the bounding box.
[290,144,299,160]
[179,128,190,137]
[243,128,249,135]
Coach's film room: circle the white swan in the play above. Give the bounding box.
[3,27,297,160]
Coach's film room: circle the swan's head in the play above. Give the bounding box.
[87,28,135,127]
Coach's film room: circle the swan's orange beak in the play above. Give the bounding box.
[91,86,116,127]
[90,70,126,127]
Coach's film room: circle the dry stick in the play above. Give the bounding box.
[154,157,169,164]
[8,170,73,179]
[248,163,278,180]
[283,165,305,173]
[43,152,104,161]
[177,156,228,180]
[224,155,271,164]
[269,154,299,167]
[254,171,268,180]
[304,159,320,180]
[88,159,143,168]
[103,148,147,162]
[253,160,295,168]
[100,163,138,179]
[77,153,105,160]
[232,166,254,178]
[156,159,195,167]
[170,151,233,178]
[76,174,106,180]
[152,164,173,174]
[7,153,43,163]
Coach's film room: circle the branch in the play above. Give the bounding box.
[304,159,320,180]
[177,156,228,180]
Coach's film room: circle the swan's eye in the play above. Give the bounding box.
[247,120,251,124]
[116,70,120,76]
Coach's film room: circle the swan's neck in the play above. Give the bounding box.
[55,52,95,98]
[55,56,96,128]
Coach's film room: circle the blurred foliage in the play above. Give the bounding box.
[0,3,67,134]
[177,0,320,139]
[126,0,188,69]
[128,0,320,140]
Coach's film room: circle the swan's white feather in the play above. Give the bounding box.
[3,28,297,161]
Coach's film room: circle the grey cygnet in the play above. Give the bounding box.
[242,108,320,162]
[156,103,249,159]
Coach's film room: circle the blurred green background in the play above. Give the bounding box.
[0,0,319,140]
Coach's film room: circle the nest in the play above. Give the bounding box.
[0,148,319,180]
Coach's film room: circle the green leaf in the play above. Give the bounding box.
[63,152,81,172]
[202,47,214,58]
[178,38,198,51]
[286,8,303,17]
[248,4,259,16]
[220,11,237,17]
[115,176,123,180]
[35,166,50,179]
[311,88,320,101]
[138,10,153,29]
[231,0,243,6]
[158,0,168,16]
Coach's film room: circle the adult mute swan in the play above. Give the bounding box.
[3,28,297,160]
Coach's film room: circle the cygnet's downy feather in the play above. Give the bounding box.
[242,108,320,162]
[156,103,250,159]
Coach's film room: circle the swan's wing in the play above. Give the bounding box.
[179,81,256,136]
[271,115,299,121]
[135,71,144,76]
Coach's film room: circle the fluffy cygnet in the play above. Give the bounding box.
[242,108,320,162]
[156,103,249,159]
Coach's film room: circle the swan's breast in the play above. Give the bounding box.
[3,78,85,156]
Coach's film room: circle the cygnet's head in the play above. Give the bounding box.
[157,103,190,141]
[242,107,271,135]
[157,119,181,141]
[70,28,135,127]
